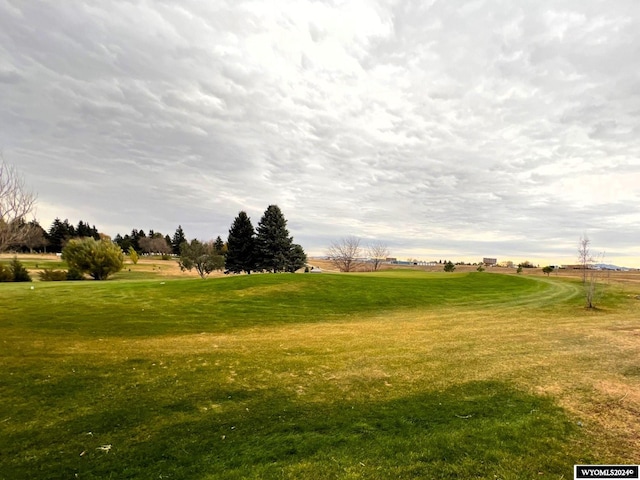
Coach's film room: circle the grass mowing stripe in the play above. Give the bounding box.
[2,273,569,337]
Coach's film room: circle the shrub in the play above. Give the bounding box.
[38,269,69,281]
[10,257,31,282]
[443,261,456,272]
[128,246,139,265]
[66,268,85,281]
[0,264,12,282]
[62,238,124,280]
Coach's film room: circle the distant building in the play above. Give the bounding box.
[482,258,497,266]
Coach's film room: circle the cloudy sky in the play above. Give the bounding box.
[1,0,639,266]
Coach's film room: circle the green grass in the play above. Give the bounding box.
[4,272,556,337]
[1,271,638,479]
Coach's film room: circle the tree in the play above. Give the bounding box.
[327,236,362,272]
[542,266,553,276]
[47,218,76,253]
[178,239,224,278]
[0,157,37,252]
[366,241,390,271]
[62,238,124,280]
[287,243,307,272]
[76,220,99,240]
[139,235,171,255]
[255,205,294,273]
[578,235,603,309]
[578,235,593,285]
[213,235,225,255]
[443,261,456,272]
[22,220,48,253]
[172,225,187,255]
[225,211,256,274]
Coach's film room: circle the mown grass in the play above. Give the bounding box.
[1,271,639,479]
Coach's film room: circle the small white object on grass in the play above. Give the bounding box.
[30,286,34,290]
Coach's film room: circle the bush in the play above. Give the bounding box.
[128,246,139,265]
[62,238,124,280]
[38,269,69,281]
[66,268,85,281]
[10,257,31,282]
[0,264,12,282]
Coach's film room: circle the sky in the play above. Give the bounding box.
[1,0,639,266]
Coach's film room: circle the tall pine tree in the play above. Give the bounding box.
[47,218,75,253]
[213,235,225,255]
[171,225,187,255]
[255,205,294,273]
[225,211,256,274]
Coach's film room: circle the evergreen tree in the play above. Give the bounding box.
[172,225,187,255]
[76,220,90,238]
[255,205,293,273]
[10,256,31,282]
[47,218,75,253]
[287,243,307,272]
[114,233,132,252]
[75,220,100,239]
[225,211,256,274]
[213,235,225,255]
[129,229,146,252]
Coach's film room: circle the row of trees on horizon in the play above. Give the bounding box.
[3,204,307,274]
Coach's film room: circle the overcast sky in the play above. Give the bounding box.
[1,1,639,266]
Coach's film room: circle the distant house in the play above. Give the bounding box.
[482,258,497,266]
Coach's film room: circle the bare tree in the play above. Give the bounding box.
[139,235,171,255]
[22,221,48,253]
[578,234,605,308]
[327,236,362,272]
[367,241,390,271]
[577,234,593,285]
[0,156,37,252]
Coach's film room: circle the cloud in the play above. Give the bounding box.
[1,0,639,265]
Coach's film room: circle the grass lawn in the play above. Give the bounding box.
[1,270,639,479]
